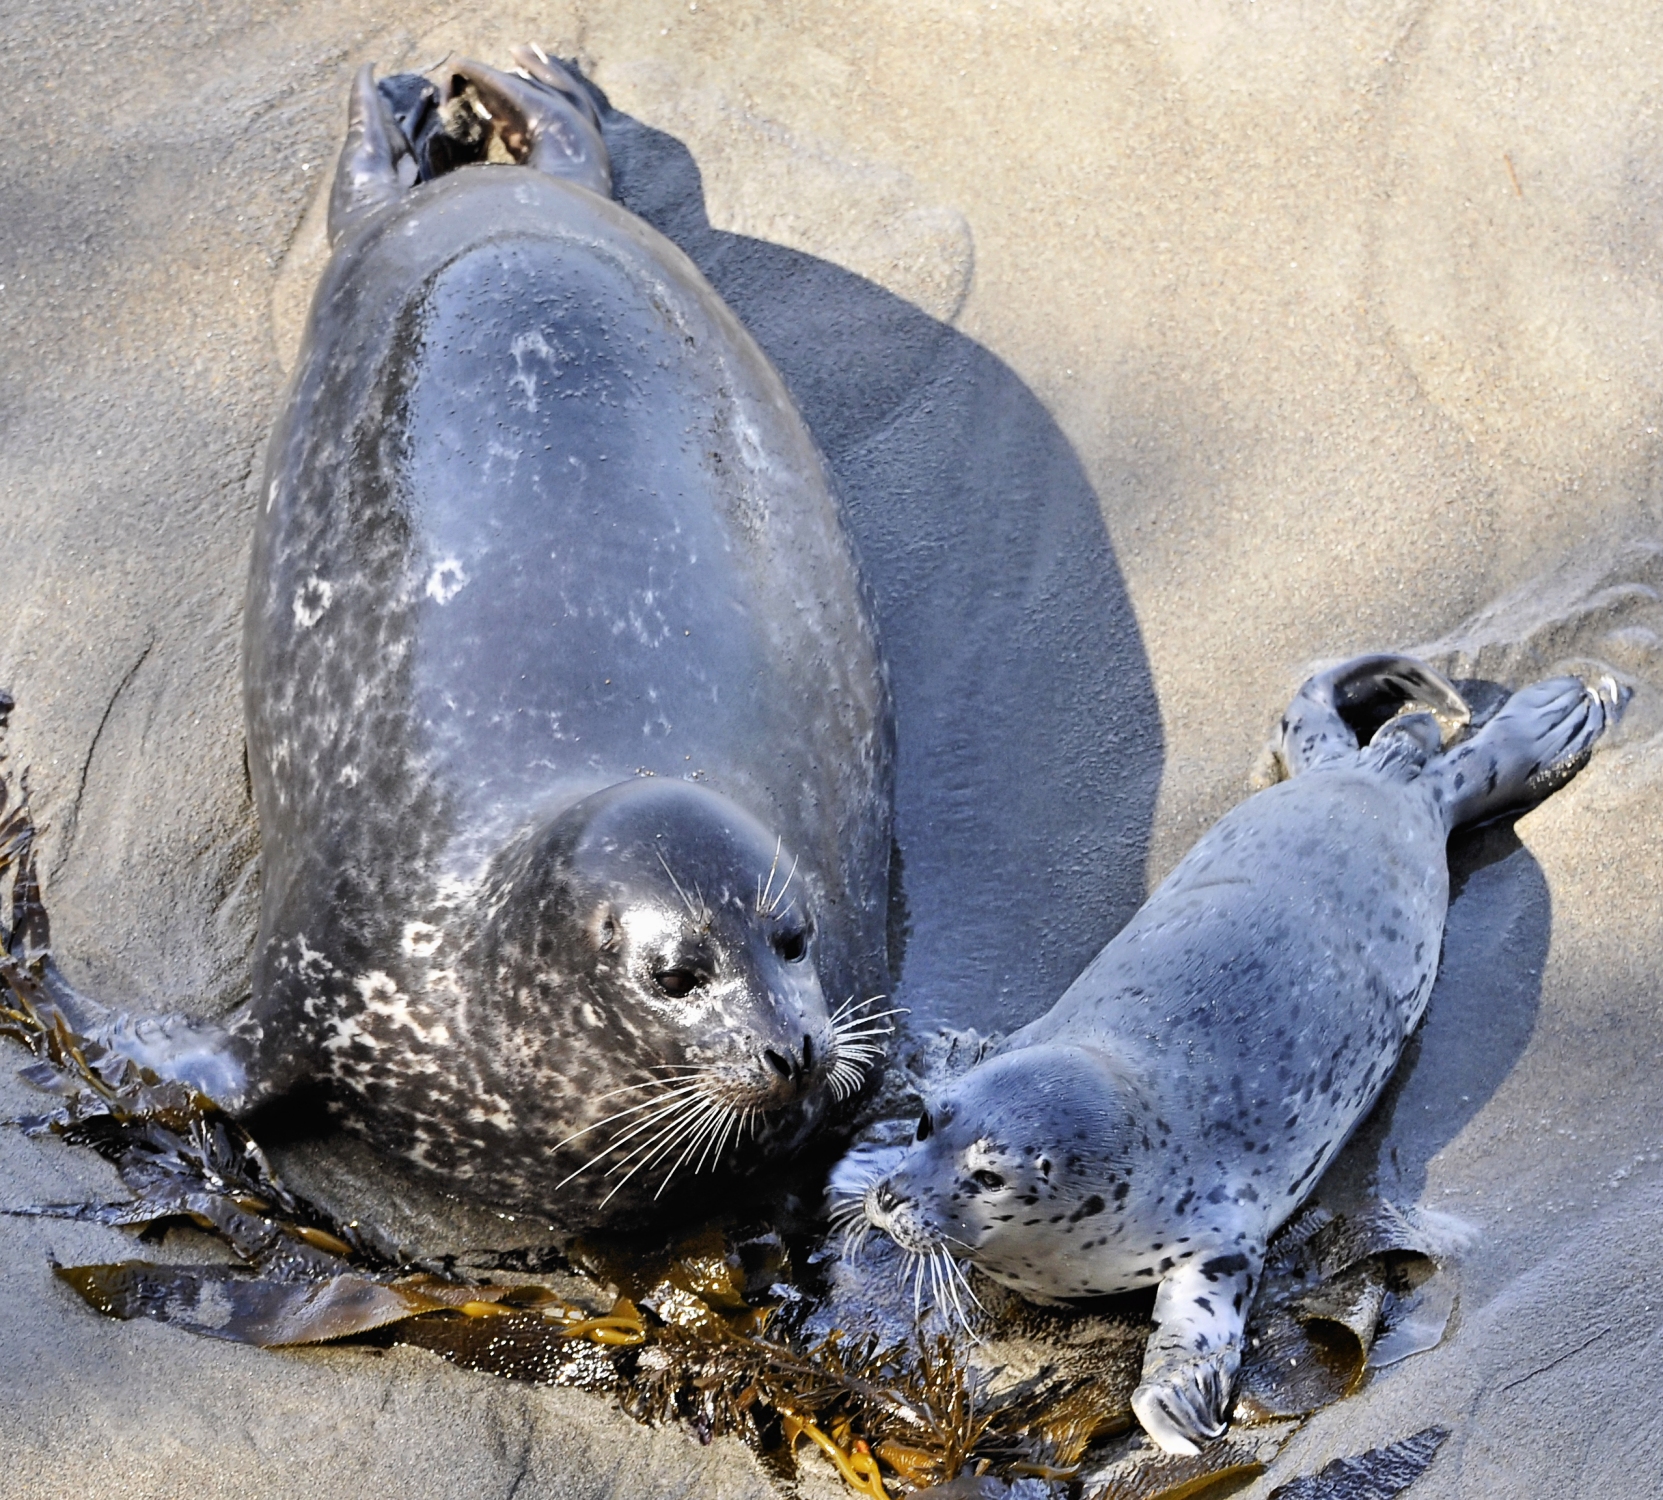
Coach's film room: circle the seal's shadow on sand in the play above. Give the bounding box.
[1319,817,1549,1209]
[603,109,1163,1034]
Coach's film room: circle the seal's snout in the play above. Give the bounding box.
[863,1174,940,1253]
[763,1032,814,1079]
[757,1030,823,1103]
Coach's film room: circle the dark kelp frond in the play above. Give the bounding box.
[1266,1426,1450,1500]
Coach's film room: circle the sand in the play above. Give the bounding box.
[3,2,1662,1495]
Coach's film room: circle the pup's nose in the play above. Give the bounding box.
[872,1180,903,1215]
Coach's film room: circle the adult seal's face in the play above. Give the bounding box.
[864,1047,1149,1299]
[476,780,839,1199]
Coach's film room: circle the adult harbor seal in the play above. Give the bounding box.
[856,655,1613,1453]
[89,51,895,1229]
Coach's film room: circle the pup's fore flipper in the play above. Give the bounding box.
[1131,1251,1259,1455]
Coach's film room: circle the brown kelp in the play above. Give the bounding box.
[0,733,1449,1500]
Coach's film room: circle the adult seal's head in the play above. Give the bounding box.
[470,780,845,1175]
[81,50,897,1230]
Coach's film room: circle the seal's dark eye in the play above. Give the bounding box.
[598,915,618,949]
[972,1169,1005,1191]
[915,1112,932,1142]
[775,928,808,963]
[653,969,702,998]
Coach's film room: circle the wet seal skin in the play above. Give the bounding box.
[857,654,1617,1454]
[71,50,895,1230]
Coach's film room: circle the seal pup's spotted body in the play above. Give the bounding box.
[861,656,1613,1452]
[100,53,895,1229]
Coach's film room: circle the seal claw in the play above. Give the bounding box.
[1131,1351,1234,1456]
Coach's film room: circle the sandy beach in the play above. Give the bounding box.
[3,2,1662,1494]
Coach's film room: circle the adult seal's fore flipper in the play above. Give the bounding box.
[91,52,896,1231]
[856,654,1615,1453]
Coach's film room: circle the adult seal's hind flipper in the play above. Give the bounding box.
[857,653,1613,1454]
[107,51,897,1231]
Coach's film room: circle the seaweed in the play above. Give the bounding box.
[1265,1426,1449,1499]
[0,737,1452,1500]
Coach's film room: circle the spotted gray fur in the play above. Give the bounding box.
[98,54,895,1230]
[861,656,1613,1453]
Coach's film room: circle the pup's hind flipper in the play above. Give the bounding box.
[1432,674,1620,831]
[1278,654,1471,777]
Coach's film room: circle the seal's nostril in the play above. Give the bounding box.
[874,1182,901,1214]
[764,1047,794,1079]
[802,1034,814,1071]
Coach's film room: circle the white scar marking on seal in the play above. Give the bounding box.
[509,330,557,412]
[295,935,336,982]
[426,557,469,605]
[402,922,443,958]
[338,764,360,787]
[293,576,333,628]
[354,971,452,1046]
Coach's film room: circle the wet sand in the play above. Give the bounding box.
[4,3,1663,1495]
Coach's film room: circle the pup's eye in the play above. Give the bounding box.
[915,1111,933,1142]
[598,915,618,949]
[653,969,702,998]
[774,929,808,963]
[972,1169,1005,1191]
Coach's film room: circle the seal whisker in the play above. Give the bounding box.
[672,1099,730,1182]
[936,1248,982,1340]
[949,1252,985,1316]
[647,1101,728,1200]
[825,997,903,1100]
[830,1022,903,1041]
[932,1249,959,1332]
[756,837,782,917]
[834,1003,905,1025]
[553,1080,715,1185]
[696,1100,743,1178]
[652,1088,745,1195]
[587,1069,708,1105]
[605,1096,724,1203]
[830,994,900,1023]
[605,1088,719,1174]
[654,843,711,927]
[550,1078,708,1152]
[767,853,799,916]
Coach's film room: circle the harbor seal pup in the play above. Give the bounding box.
[89,52,895,1229]
[857,655,1613,1452]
